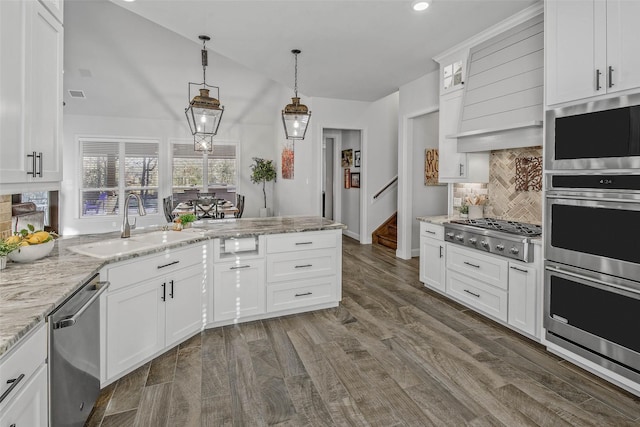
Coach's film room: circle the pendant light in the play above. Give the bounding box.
[282,49,311,140]
[185,35,224,152]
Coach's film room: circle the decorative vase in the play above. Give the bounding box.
[259,208,271,218]
[468,205,484,219]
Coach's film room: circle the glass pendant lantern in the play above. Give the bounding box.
[185,35,224,152]
[282,49,311,140]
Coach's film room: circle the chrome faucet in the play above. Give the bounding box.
[121,193,147,238]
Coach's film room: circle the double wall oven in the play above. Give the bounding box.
[545,94,640,385]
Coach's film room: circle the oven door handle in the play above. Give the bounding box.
[545,265,640,297]
[53,282,110,329]
[546,193,640,204]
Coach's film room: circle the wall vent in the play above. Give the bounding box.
[68,90,86,99]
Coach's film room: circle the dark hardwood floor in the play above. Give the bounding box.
[86,237,640,426]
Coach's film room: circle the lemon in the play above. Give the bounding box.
[19,241,29,247]
[5,235,22,245]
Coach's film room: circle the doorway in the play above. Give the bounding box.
[322,128,362,241]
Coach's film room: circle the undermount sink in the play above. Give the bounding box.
[129,229,205,245]
[69,239,154,259]
[69,229,205,259]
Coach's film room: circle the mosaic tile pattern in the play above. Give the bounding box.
[485,147,543,224]
[0,195,11,238]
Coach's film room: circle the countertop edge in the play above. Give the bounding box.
[0,216,345,358]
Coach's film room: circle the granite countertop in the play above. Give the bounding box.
[0,216,345,357]
[416,214,461,225]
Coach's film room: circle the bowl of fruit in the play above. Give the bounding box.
[6,225,56,263]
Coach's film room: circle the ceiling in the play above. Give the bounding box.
[63,0,538,122]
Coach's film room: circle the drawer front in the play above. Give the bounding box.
[267,231,337,254]
[446,244,508,290]
[420,222,444,240]
[267,249,337,283]
[267,276,337,312]
[107,244,205,290]
[0,324,46,409]
[446,270,508,322]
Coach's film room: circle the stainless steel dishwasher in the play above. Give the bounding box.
[48,273,109,427]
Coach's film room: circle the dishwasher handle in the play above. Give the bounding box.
[53,281,110,329]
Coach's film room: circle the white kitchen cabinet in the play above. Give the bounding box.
[0,0,63,184]
[0,324,47,427]
[438,91,489,183]
[0,365,48,427]
[508,262,538,337]
[104,244,205,382]
[38,0,63,23]
[105,279,165,380]
[546,0,640,106]
[419,222,445,293]
[213,259,266,322]
[447,269,509,322]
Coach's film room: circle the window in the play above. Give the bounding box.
[80,138,159,217]
[172,142,237,203]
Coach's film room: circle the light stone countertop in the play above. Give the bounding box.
[416,214,461,225]
[0,216,345,357]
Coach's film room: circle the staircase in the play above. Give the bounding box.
[372,212,397,250]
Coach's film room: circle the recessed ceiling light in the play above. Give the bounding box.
[412,1,429,12]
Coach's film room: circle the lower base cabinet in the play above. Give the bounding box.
[213,259,265,322]
[507,263,538,337]
[0,324,48,427]
[0,364,48,427]
[105,263,204,381]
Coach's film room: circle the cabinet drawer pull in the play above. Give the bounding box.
[0,373,25,404]
[463,261,480,269]
[37,152,43,177]
[608,65,614,88]
[157,260,179,269]
[27,151,37,177]
[425,230,436,235]
[294,264,313,269]
[230,265,250,270]
[295,292,313,297]
[295,241,313,246]
[463,289,480,298]
[510,266,528,273]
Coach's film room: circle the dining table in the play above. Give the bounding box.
[172,198,238,219]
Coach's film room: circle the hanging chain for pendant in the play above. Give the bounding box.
[201,38,208,86]
[294,51,298,98]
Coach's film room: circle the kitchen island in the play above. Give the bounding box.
[0,216,345,357]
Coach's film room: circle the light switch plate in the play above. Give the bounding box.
[453,197,462,207]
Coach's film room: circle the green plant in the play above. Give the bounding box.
[0,239,19,257]
[459,204,469,215]
[179,213,197,224]
[250,157,277,209]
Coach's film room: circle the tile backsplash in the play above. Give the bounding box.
[0,195,11,238]
[453,146,543,225]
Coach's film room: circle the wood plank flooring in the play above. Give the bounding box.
[86,237,640,426]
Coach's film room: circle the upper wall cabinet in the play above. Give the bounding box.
[546,0,640,106]
[38,0,63,23]
[0,0,63,185]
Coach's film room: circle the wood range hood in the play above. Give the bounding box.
[449,14,544,153]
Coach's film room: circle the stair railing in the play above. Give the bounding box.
[372,175,398,201]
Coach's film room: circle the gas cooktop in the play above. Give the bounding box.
[449,218,542,237]
[444,218,541,262]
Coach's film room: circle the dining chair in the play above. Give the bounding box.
[162,196,175,223]
[193,198,217,219]
[235,195,245,218]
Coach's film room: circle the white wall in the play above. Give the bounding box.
[61,114,277,235]
[411,112,448,255]
[397,70,442,259]
[339,130,361,240]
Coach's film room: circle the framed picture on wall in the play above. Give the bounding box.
[341,149,353,167]
[354,150,361,167]
[350,172,360,188]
